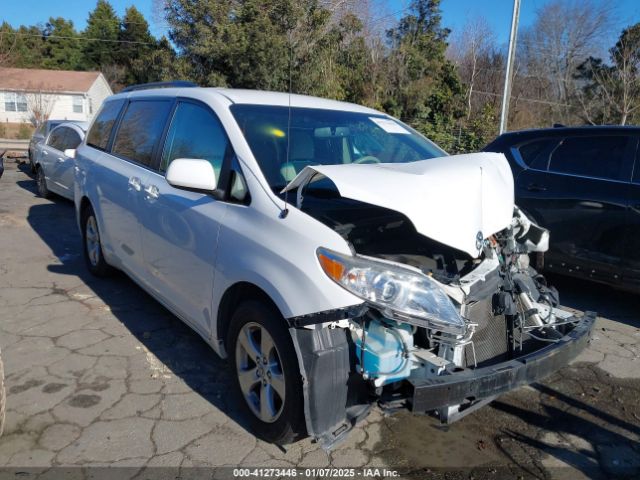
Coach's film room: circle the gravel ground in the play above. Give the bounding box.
[0,159,639,479]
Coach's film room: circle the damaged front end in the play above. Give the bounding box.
[284,155,595,449]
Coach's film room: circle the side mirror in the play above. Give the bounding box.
[166,158,217,192]
[64,149,76,159]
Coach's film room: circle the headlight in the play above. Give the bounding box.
[317,247,466,335]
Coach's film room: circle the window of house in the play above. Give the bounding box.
[4,92,27,112]
[73,96,83,113]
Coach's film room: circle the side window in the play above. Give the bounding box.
[112,100,172,167]
[87,99,125,151]
[160,102,229,176]
[516,138,561,170]
[47,127,67,151]
[64,129,82,150]
[549,136,628,181]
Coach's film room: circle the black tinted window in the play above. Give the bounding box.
[549,136,628,180]
[112,100,172,167]
[87,100,124,150]
[517,138,561,170]
[47,127,67,151]
[160,102,229,174]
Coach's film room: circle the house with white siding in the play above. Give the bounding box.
[0,67,112,125]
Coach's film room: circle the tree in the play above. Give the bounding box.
[0,22,18,67]
[82,0,120,70]
[118,6,156,85]
[576,23,640,125]
[42,18,83,70]
[7,25,46,68]
[130,36,181,85]
[384,0,464,150]
[24,86,56,127]
[517,0,612,126]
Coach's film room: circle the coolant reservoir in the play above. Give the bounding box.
[353,320,413,387]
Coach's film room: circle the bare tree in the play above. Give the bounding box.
[449,17,499,119]
[518,0,614,125]
[576,23,640,125]
[24,88,57,128]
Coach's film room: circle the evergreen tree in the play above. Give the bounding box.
[5,25,46,68]
[42,18,83,70]
[82,0,120,69]
[385,0,464,150]
[118,6,155,84]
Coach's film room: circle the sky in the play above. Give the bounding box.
[2,0,640,47]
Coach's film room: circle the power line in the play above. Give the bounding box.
[473,89,572,108]
[3,31,157,45]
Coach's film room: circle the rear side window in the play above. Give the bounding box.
[47,127,67,151]
[517,138,561,170]
[160,102,229,174]
[87,100,124,151]
[64,129,82,150]
[112,100,173,167]
[549,136,628,181]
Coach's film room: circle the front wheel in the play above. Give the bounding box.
[81,205,113,277]
[227,300,305,444]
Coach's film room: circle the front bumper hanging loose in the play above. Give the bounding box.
[409,311,596,412]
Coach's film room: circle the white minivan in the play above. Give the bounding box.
[74,82,594,448]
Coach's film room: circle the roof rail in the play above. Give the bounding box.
[120,81,198,93]
[553,123,566,128]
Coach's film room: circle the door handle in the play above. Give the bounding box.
[42,150,48,156]
[128,176,141,191]
[144,184,159,199]
[526,183,547,192]
[57,157,65,163]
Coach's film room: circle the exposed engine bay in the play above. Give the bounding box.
[283,155,594,448]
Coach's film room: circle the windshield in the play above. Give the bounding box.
[230,104,446,190]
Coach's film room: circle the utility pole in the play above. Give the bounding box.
[499,0,521,134]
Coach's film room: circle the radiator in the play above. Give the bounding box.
[463,298,509,367]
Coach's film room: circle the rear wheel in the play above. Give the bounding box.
[227,300,305,444]
[81,205,113,277]
[36,166,50,198]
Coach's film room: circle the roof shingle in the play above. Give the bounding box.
[0,67,102,93]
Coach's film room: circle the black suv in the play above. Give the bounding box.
[484,126,640,290]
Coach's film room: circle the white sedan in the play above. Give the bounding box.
[33,121,88,200]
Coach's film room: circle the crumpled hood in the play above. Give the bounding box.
[283,152,515,257]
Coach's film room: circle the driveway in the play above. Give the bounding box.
[0,160,639,479]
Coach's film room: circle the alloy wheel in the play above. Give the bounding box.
[85,216,101,267]
[235,322,286,423]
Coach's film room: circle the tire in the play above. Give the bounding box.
[36,166,50,198]
[0,350,5,437]
[81,205,113,277]
[227,300,305,444]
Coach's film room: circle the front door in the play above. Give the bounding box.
[139,100,230,335]
[515,134,634,285]
[623,136,640,288]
